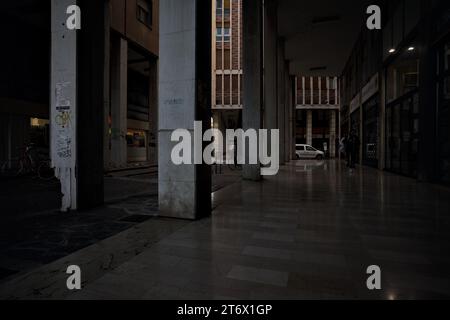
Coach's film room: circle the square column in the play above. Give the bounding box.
[289,76,296,160]
[379,72,386,170]
[284,61,290,163]
[242,0,263,181]
[329,110,336,158]
[110,36,128,169]
[158,0,212,219]
[292,77,298,159]
[306,110,313,146]
[148,59,158,166]
[417,2,438,182]
[263,0,277,131]
[277,38,286,165]
[50,0,106,211]
[51,0,78,211]
[76,0,107,209]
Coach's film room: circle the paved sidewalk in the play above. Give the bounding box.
[0,167,240,284]
[1,161,450,299]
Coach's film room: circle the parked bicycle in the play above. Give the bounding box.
[1,144,55,180]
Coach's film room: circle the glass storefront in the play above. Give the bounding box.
[362,96,379,168]
[436,39,450,185]
[127,129,147,162]
[386,91,420,177]
[385,44,420,178]
[30,118,50,149]
[350,110,361,163]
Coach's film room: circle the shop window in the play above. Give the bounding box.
[437,40,450,185]
[137,0,153,28]
[444,44,450,72]
[128,69,150,122]
[127,130,146,148]
[30,118,50,149]
[386,47,419,103]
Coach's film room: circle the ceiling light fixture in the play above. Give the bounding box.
[408,47,415,51]
[388,48,396,53]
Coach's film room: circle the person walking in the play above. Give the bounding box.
[339,135,347,160]
[346,130,360,169]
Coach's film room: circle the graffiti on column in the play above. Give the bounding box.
[54,82,73,161]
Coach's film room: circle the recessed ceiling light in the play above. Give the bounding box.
[408,47,415,51]
[388,48,396,53]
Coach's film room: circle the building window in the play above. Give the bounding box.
[216,0,231,17]
[216,27,230,42]
[216,0,223,15]
[137,0,153,28]
[328,77,337,90]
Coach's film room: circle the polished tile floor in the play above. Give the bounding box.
[69,161,450,299]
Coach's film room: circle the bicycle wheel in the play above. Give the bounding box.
[15,159,25,177]
[38,161,55,181]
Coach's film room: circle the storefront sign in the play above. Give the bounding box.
[350,93,361,114]
[361,74,379,105]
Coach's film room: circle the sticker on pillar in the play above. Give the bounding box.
[53,82,74,166]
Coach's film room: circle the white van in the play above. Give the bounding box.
[295,144,325,160]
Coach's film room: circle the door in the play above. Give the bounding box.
[305,146,317,158]
[296,145,306,159]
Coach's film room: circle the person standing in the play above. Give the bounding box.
[339,135,347,160]
[347,130,360,169]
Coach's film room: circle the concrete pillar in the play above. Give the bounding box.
[359,99,363,165]
[263,0,277,131]
[292,77,298,159]
[306,110,313,146]
[51,0,78,211]
[263,0,277,167]
[76,0,106,209]
[242,0,263,181]
[159,0,211,219]
[284,61,290,163]
[277,38,286,165]
[329,110,336,158]
[148,59,158,166]
[103,8,111,170]
[110,36,128,168]
[417,1,437,182]
[51,0,106,211]
[379,71,386,170]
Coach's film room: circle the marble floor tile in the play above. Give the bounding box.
[227,265,289,287]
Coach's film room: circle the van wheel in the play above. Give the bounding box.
[316,155,324,160]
